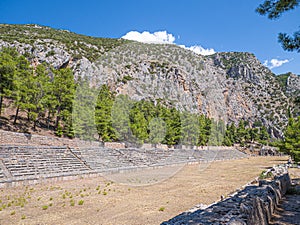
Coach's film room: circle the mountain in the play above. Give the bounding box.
[0,24,299,138]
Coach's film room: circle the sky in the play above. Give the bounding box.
[0,0,299,75]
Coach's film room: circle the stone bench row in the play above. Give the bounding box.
[0,145,247,183]
[72,148,187,170]
[0,145,91,180]
[72,148,247,171]
[0,168,4,179]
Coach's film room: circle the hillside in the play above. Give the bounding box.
[0,24,299,140]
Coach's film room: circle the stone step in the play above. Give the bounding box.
[0,145,91,180]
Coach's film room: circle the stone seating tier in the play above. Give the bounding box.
[0,145,247,184]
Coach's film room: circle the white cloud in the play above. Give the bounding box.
[263,58,289,69]
[122,30,216,56]
[122,31,175,44]
[182,45,216,56]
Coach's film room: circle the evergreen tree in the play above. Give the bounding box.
[162,107,182,145]
[280,117,300,161]
[12,55,35,125]
[111,94,133,142]
[207,119,225,146]
[181,111,199,146]
[256,0,300,52]
[249,127,260,142]
[259,126,270,143]
[73,79,98,140]
[236,120,248,145]
[223,123,237,146]
[95,84,116,141]
[0,48,17,116]
[50,68,75,132]
[148,117,166,145]
[129,101,149,143]
[31,64,51,130]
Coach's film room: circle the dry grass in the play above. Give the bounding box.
[0,156,287,225]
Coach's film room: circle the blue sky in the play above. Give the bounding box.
[0,0,299,74]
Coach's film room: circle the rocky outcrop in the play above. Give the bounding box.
[287,73,300,95]
[0,24,298,137]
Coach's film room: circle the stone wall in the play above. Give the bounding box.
[0,130,107,148]
[0,130,238,151]
[161,165,291,225]
[104,142,126,149]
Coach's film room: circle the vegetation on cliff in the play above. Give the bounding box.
[0,47,273,147]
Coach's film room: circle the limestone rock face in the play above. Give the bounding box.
[0,24,299,137]
[287,73,300,95]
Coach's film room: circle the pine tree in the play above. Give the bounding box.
[223,123,237,146]
[31,64,51,129]
[73,79,98,140]
[181,111,199,146]
[0,48,17,116]
[129,101,149,143]
[236,120,248,145]
[162,107,182,145]
[50,68,75,133]
[259,126,270,143]
[95,84,116,141]
[148,117,166,145]
[12,55,35,125]
[280,117,300,162]
[111,94,133,142]
[256,0,300,52]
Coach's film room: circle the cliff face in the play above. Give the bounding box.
[0,24,298,138]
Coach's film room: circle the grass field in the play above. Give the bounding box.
[0,156,288,225]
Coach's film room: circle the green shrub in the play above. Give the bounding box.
[70,199,75,206]
[159,207,165,211]
[78,200,84,205]
[46,50,55,57]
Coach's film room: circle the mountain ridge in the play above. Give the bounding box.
[0,24,299,139]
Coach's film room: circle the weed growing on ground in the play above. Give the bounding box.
[78,200,84,205]
[70,199,75,206]
[159,207,165,211]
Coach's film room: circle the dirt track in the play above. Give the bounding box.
[0,156,287,225]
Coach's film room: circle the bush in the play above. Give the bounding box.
[46,50,55,57]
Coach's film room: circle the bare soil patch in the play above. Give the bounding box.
[0,156,287,225]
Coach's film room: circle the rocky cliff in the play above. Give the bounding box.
[0,24,299,138]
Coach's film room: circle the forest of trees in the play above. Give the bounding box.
[1,46,298,159]
[0,47,273,147]
[0,47,75,137]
